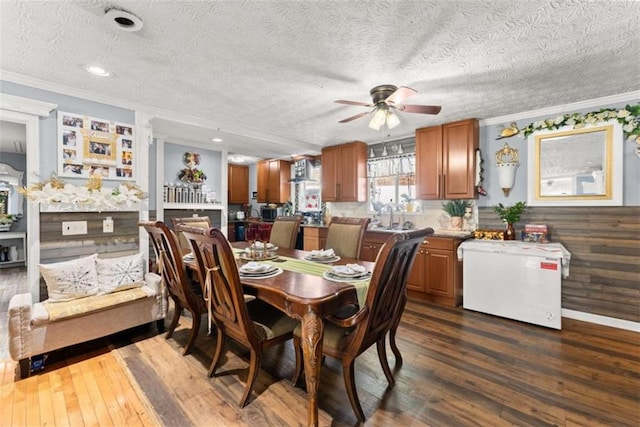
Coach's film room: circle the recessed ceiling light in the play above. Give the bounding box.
[104,7,144,32]
[85,65,111,77]
[212,138,223,142]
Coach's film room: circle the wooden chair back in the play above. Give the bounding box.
[291,227,434,422]
[139,220,207,355]
[181,225,298,407]
[324,216,371,259]
[268,215,302,249]
[171,216,212,252]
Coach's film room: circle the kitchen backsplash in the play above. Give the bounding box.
[325,200,479,231]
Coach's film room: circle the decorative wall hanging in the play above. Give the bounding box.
[20,173,146,211]
[178,151,207,185]
[495,143,519,196]
[496,122,520,140]
[58,111,135,180]
[520,104,639,142]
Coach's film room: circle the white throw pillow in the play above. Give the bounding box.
[40,254,99,302]
[96,253,145,293]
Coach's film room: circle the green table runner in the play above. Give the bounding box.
[235,249,369,306]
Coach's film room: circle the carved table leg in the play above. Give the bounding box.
[301,311,324,427]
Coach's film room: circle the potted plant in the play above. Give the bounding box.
[441,200,472,230]
[400,193,417,212]
[493,201,527,240]
[0,214,18,232]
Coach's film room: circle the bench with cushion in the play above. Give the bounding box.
[7,253,167,378]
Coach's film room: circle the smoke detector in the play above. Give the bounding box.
[104,7,143,32]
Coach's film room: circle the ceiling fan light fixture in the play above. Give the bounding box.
[368,106,387,130]
[386,111,400,129]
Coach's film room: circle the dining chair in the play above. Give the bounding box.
[268,215,302,249]
[324,216,371,259]
[170,216,212,253]
[292,227,434,423]
[179,225,299,407]
[138,220,208,356]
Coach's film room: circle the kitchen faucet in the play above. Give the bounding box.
[386,200,394,229]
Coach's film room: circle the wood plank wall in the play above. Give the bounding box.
[39,211,140,300]
[478,206,640,323]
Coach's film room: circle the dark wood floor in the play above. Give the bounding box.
[2,299,639,426]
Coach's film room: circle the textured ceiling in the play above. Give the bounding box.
[0,0,638,159]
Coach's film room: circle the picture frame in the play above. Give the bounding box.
[57,111,135,180]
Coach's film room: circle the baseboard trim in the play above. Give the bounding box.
[562,309,640,332]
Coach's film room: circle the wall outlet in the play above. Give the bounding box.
[62,221,88,236]
[103,217,114,233]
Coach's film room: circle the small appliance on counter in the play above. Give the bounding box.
[236,211,245,220]
[260,206,283,221]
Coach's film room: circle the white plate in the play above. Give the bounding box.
[250,242,277,250]
[239,263,277,275]
[239,268,283,279]
[304,255,341,264]
[322,271,371,283]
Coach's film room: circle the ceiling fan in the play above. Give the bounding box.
[335,84,442,130]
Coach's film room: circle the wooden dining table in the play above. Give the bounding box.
[185,241,374,426]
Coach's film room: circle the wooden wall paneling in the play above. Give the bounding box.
[478,206,640,323]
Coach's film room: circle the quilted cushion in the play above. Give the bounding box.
[40,254,99,302]
[96,253,145,293]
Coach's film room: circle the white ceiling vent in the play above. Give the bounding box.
[104,7,143,32]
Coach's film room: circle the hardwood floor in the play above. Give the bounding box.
[1,299,639,426]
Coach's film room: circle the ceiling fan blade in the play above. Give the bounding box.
[339,111,371,123]
[397,104,442,115]
[335,100,373,107]
[385,86,417,106]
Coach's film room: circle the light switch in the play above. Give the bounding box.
[62,221,88,236]
[103,217,114,233]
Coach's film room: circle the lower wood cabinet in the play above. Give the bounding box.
[360,231,392,262]
[406,236,465,307]
[303,226,327,251]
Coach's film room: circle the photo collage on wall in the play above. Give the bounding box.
[58,111,135,180]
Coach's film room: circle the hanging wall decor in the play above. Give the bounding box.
[57,111,135,180]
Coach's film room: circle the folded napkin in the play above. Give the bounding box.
[331,263,367,276]
[240,262,274,273]
[310,248,335,258]
[251,241,274,249]
[183,252,194,260]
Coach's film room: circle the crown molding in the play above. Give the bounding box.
[480,91,640,126]
[0,93,57,117]
[0,70,313,149]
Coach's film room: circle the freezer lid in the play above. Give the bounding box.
[457,240,571,277]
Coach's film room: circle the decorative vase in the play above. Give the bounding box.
[504,222,516,240]
[450,216,463,231]
[0,224,11,232]
[9,246,18,262]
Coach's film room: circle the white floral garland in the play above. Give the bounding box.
[520,104,639,140]
[22,176,146,211]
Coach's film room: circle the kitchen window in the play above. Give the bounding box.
[368,153,418,214]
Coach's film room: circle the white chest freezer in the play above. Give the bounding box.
[457,240,571,329]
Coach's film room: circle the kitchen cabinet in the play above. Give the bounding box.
[360,230,392,262]
[228,164,249,204]
[303,226,327,251]
[321,141,367,202]
[406,236,464,307]
[416,118,479,200]
[257,159,291,204]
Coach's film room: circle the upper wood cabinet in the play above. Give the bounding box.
[321,141,367,202]
[416,118,479,199]
[257,159,291,203]
[228,164,249,204]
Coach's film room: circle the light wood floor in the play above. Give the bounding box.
[1,299,639,426]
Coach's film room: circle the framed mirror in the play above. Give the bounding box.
[0,163,25,216]
[527,122,623,206]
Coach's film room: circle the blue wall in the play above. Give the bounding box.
[164,141,222,201]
